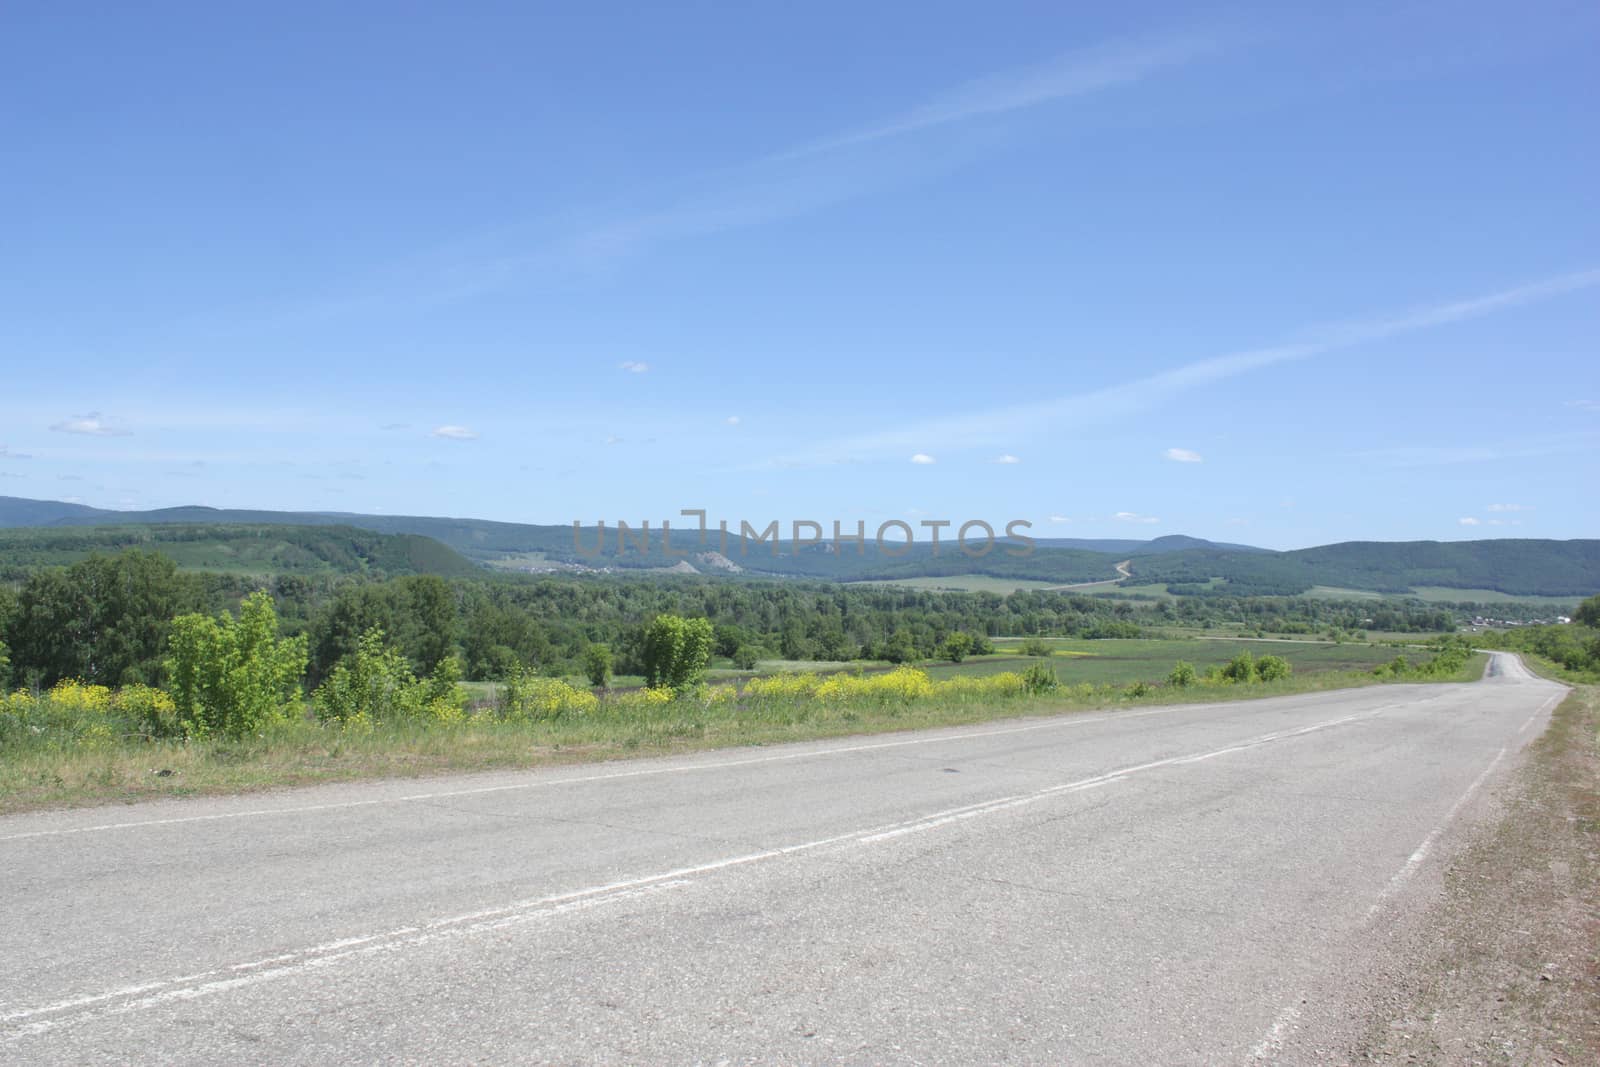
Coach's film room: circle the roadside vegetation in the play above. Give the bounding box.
[3,549,1577,813]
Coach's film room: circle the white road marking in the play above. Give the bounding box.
[1366,745,1508,920]
[1250,1003,1302,1060]
[3,703,1392,1040]
[0,694,1381,843]
[1519,688,1566,734]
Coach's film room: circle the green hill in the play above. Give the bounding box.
[0,523,482,580]
[0,497,1593,596]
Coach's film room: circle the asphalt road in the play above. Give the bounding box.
[0,653,1567,1064]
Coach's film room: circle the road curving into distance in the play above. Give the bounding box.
[0,653,1567,1064]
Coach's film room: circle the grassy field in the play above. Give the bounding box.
[986,637,1402,684]
[1304,584,1582,608]
[1304,585,1386,600]
[1405,586,1583,607]
[847,575,1076,594]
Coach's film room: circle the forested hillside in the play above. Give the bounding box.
[0,497,1595,596]
[0,524,480,581]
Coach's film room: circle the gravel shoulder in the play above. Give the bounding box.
[1345,681,1599,1065]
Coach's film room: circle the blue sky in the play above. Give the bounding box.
[1,0,1596,549]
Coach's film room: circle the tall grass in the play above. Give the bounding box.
[1,655,1484,814]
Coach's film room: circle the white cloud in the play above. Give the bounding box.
[51,412,130,436]
[604,435,623,446]
[1048,515,1072,524]
[994,454,1021,464]
[909,453,936,465]
[430,425,479,441]
[1163,447,1203,463]
[0,445,32,460]
[1458,517,1482,526]
[1486,503,1531,512]
[725,415,741,426]
[619,360,651,374]
[1114,511,1160,524]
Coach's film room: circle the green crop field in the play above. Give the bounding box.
[982,637,1402,685]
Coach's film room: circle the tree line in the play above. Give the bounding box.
[0,549,1466,692]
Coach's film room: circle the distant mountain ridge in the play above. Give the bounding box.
[0,496,1594,597]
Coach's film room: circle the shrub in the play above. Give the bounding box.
[1019,638,1054,658]
[1255,655,1292,682]
[641,615,714,692]
[1167,660,1197,688]
[731,646,760,671]
[499,663,599,720]
[1221,651,1257,684]
[583,644,613,689]
[113,684,180,738]
[1021,662,1059,694]
[166,592,308,738]
[743,671,822,702]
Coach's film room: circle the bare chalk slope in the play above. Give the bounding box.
[0,654,1565,1064]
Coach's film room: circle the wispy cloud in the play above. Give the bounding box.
[619,360,651,374]
[51,412,131,437]
[1048,515,1072,524]
[430,425,479,441]
[1163,447,1203,463]
[910,453,936,465]
[1486,502,1532,512]
[1115,511,1160,524]
[994,454,1021,464]
[725,415,741,426]
[761,269,1600,468]
[0,445,32,460]
[218,30,1228,326]
[775,34,1221,161]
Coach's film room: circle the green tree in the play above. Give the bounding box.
[0,636,10,691]
[12,550,196,686]
[1019,638,1053,658]
[167,591,308,738]
[732,645,759,671]
[941,632,974,663]
[583,643,613,689]
[1167,660,1197,688]
[640,614,714,692]
[1574,593,1600,628]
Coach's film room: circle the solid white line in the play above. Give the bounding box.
[1519,688,1566,734]
[0,694,1371,842]
[1366,746,1508,920]
[3,703,1392,1040]
[1250,1004,1302,1060]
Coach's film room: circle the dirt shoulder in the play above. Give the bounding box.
[1348,682,1599,1064]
